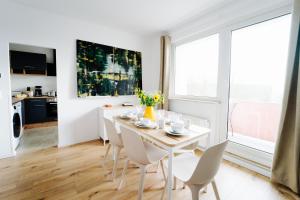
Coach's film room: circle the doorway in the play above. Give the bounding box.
[9,43,58,154]
[227,14,291,154]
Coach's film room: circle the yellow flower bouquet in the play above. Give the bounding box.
[135,88,164,107]
[135,89,164,120]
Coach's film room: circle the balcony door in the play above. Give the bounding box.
[228,14,291,154]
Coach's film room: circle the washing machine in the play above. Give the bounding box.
[11,101,23,150]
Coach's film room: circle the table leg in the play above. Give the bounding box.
[112,146,116,161]
[167,149,173,200]
[206,133,210,149]
[203,133,210,193]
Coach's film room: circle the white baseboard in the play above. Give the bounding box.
[223,152,271,177]
[198,146,271,177]
[58,136,99,148]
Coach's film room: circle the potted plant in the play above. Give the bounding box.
[135,89,164,121]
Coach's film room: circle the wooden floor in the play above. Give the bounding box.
[0,140,298,200]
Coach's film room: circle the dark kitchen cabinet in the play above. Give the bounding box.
[47,63,56,76]
[10,50,47,75]
[25,98,47,124]
[24,66,47,75]
[47,49,56,76]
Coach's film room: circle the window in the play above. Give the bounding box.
[174,34,219,98]
[228,15,291,153]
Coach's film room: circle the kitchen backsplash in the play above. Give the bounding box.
[11,74,57,94]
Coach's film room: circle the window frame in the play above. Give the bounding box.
[169,5,291,171]
[227,13,292,154]
[169,31,222,102]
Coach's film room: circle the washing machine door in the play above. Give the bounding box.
[13,113,21,138]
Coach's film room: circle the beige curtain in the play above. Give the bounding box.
[272,0,300,194]
[159,35,171,110]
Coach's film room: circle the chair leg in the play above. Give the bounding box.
[159,160,166,182]
[173,177,177,190]
[212,180,220,200]
[103,143,111,159]
[160,177,168,200]
[189,185,200,200]
[138,166,146,200]
[112,146,121,180]
[118,159,129,190]
[101,143,111,172]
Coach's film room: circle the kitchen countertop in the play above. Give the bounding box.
[12,96,56,104]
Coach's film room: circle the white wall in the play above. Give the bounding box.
[11,75,57,94]
[0,0,160,158]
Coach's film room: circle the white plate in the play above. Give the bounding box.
[119,114,130,119]
[134,121,156,129]
[164,127,190,136]
[119,113,136,120]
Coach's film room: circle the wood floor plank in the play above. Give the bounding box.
[0,140,298,200]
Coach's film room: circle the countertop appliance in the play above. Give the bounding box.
[34,86,42,97]
[47,90,56,97]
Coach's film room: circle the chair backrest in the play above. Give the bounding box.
[120,126,150,165]
[104,118,123,147]
[188,140,228,185]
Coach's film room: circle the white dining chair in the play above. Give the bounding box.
[162,140,228,200]
[102,118,124,180]
[172,117,211,190]
[118,126,168,200]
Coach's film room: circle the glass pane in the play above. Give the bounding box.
[228,15,291,153]
[174,34,219,97]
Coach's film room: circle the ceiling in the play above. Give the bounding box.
[11,0,290,35]
[10,0,236,35]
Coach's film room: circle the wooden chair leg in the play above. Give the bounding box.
[159,160,166,182]
[138,166,146,200]
[212,180,220,200]
[112,146,121,180]
[118,159,129,190]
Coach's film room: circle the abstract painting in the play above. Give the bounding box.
[76,40,142,97]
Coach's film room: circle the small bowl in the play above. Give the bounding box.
[140,118,152,126]
[171,121,184,133]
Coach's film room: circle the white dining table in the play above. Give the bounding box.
[114,117,211,200]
